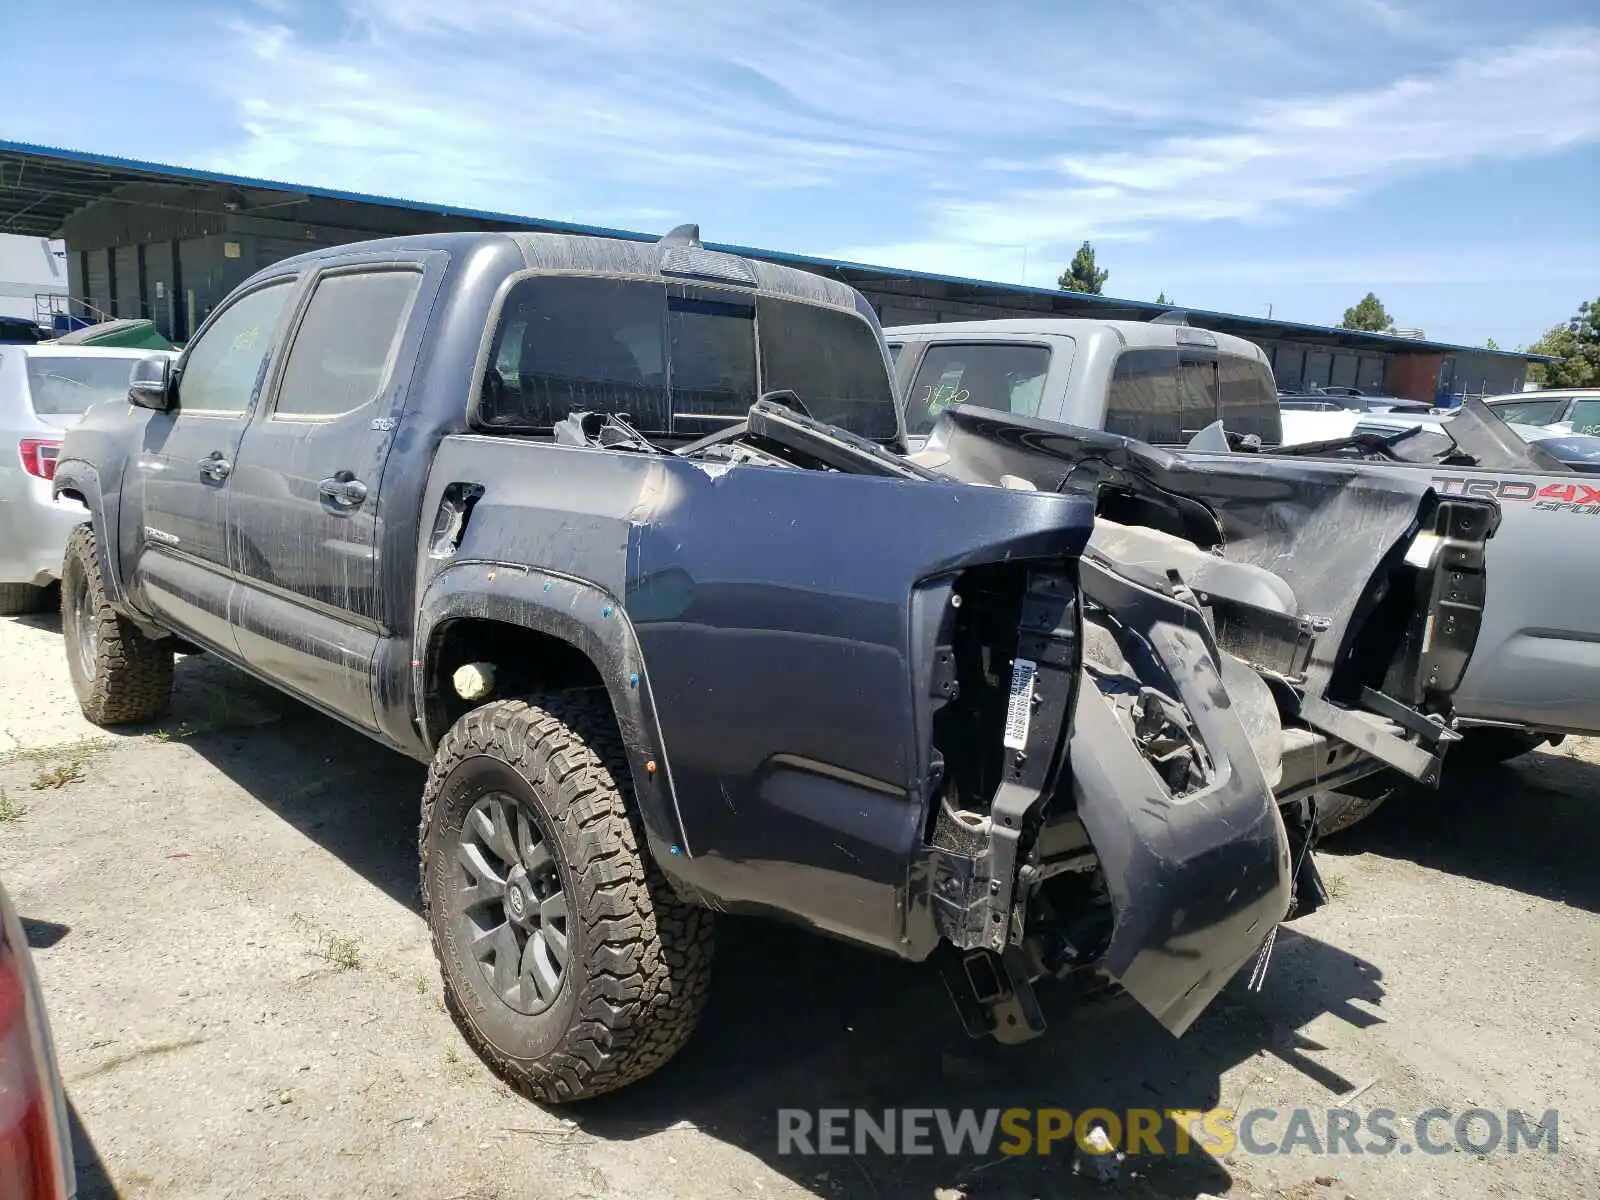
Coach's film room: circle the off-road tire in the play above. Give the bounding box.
[60,524,174,725]
[1451,728,1546,768]
[0,582,50,616]
[420,694,713,1104]
[1314,789,1392,839]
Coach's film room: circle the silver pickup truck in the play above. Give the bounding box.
[888,317,1600,833]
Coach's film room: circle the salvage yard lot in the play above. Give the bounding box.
[1,611,1596,1200]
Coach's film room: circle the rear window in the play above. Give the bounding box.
[479,276,670,433]
[902,343,1052,436]
[1105,347,1279,445]
[1489,398,1567,426]
[756,296,897,440]
[477,276,897,440]
[24,355,140,416]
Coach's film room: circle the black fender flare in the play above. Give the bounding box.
[414,561,690,868]
[50,460,127,610]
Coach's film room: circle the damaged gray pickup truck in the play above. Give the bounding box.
[51,228,1494,1103]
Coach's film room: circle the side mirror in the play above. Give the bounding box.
[128,355,173,411]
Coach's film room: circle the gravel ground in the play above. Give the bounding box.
[1,609,1596,1200]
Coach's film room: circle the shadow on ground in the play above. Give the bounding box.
[69,1097,120,1200]
[151,656,1394,1199]
[1321,746,1600,913]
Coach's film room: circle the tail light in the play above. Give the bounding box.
[17,440,61,482]
[0,904,72,1200]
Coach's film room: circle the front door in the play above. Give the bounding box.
[227,261,431,729]
[129,277,297,653]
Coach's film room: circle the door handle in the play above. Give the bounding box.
[199,454,231,480]
[319,475,369,508]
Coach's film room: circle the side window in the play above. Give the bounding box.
[479,277,668,433]
[1491,399,1566,426]
[175,281,293,414]
[902,344,1051,436]
[274,270,423,418]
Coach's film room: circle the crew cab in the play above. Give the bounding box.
[52,233,1487,1102]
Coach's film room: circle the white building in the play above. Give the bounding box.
[0,233,68,323]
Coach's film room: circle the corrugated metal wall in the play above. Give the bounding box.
[144,242,177,340]
[83,250,110,320]
[113,245,141,318]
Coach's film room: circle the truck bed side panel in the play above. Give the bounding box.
[419,434,1095,954]
[1426,470,1600,732]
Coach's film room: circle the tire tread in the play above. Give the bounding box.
[62,525,173,725]
[420,693,712,1104]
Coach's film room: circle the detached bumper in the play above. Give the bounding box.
[1071,576,1292,1037]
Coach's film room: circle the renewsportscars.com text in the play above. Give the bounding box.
[776,1106,1559,1159]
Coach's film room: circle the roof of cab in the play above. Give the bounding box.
[884,317,1269,360]
[258,229,870,314]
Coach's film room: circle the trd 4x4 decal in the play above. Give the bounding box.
[1431,476,1600,515]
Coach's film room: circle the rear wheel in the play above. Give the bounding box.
[420,694,713,1103]
[0,582,50,616]
[1314,789,1393,838]
[60,525,174,725]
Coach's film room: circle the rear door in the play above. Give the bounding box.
[226,257,435,729]
[130,277,297,653]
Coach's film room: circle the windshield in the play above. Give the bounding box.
[25,355,139,415]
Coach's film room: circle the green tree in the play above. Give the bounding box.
[1486,337,1499,351]
[1527,298,1600,388]
[1339,292,1393,332]
[1058,241,1108,295]
[1156,290,1171,304]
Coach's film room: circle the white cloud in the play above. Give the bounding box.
[195,0,1323,216]
[847,26,1600,271]
[164,1,1599,300]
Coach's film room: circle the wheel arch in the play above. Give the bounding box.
[415,563,689,867]
[51,460,124,608]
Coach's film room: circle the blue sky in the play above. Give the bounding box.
[4,0,1597,346]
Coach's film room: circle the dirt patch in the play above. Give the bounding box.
[2,614,1596,1199]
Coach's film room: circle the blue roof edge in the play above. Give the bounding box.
[1,137,1560,364]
